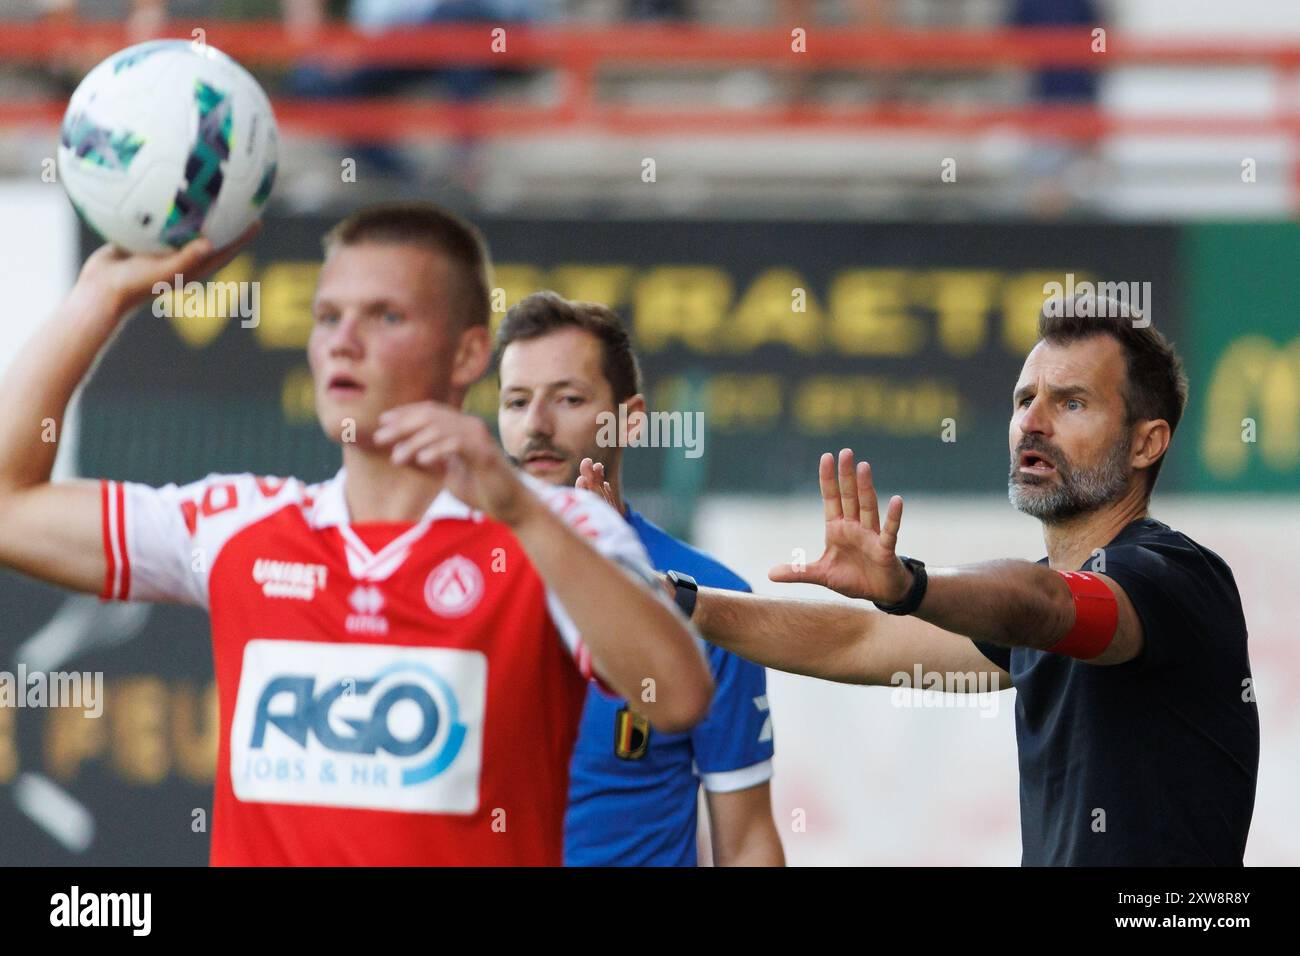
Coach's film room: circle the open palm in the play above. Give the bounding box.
[769,449,911,604]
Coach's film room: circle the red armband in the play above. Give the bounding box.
[1047,571,1118,660]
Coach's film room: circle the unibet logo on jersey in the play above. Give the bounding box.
[231,640,487,814]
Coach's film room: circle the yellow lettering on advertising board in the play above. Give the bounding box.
[651,374,783,430]
[111,676,170,785]
[159,254,253,347]
[728,269,824,354]
[165,260,1092,364]
[1001,271,1078,356]
[704,374,783,429]
[0,703,15,783]
[38,680,220,785]
[793,375,961,434]
[44,701,107,782]
[633,267,732,352]
[255,262,320,348]
[1203,336,1300,478]
[489,265,547,336]
[918,270,1000,357]
[548,265,635,311]
[828,270,925,356]
[172,682,219,784]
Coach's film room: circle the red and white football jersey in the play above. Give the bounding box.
[97,468,657,866]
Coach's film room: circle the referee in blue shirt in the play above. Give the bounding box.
[495,291,783,866]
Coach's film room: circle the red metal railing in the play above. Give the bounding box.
[7,23,1300,68]
[3,21,1297,157]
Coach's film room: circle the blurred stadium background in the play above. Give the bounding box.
[0,0,1297,865]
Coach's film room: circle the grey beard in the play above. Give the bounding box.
[1008,438,1132,524]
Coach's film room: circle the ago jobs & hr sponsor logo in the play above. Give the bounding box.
[231,641,487,814]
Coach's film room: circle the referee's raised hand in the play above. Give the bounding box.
[768,448,912,605]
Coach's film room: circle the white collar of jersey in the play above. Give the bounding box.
[308,468,484,582]
[308,467,483,528]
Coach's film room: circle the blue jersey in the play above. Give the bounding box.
[563,506,775,866]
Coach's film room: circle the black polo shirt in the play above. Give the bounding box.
[974,517,1259,866]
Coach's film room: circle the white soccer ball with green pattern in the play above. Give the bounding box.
[58,40,278,254]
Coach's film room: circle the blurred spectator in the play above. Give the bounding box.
[1009,0,1103,216]
[27,1,278,95]
[625,0,687,20]
[1011,0,1100,102]
[286,0,536,105]
[33,0,271,35]
[283,0,540,183]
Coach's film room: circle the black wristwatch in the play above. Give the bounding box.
[665,570,698,619]
[872,556,928,616]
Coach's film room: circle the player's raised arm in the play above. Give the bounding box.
[578,455,1007,689]
[0,231,256,594]
[766,448,1144,668]
[689,588,1009,688]
[374,401,714,732]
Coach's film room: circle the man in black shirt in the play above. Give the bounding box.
[656,296,1259,865]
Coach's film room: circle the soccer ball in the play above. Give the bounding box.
[57,39,278,254]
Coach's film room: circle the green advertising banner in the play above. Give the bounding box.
[1180,224,1300,493]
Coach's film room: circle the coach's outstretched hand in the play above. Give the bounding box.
[374,401,535,526]
[769,448,913,604]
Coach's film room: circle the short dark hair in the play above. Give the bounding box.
[1037,293,1189,491]
[495,291,642,402]
[322,202,492,329]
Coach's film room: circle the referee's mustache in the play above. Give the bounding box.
[507,440,573,469]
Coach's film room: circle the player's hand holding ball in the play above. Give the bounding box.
[374,402,537,527]
[73,223,261,319]
[769,448,912,604]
